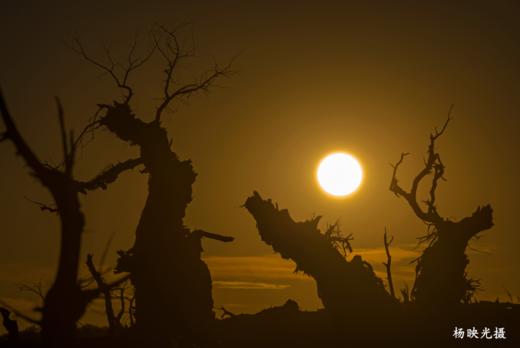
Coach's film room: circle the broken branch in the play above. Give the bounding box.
[383,228,396,299]
[75,157,143,193]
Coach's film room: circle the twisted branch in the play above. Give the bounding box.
[389,106,453,226]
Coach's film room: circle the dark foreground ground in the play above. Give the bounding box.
[2,301,519,347]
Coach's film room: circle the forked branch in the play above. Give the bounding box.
[19,280,46,302]
[71,36,155,103]
[71,26,234,123]
[86,254,120,331]
[389,106,454,226]
[152,25,235,122]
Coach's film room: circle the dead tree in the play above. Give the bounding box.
[244,191,395,316]
[0,307,19,342]
[71,25,234,344]
[382,229,396,299]
[389,113,493,306]
[85,254,122,333]
[0,91,135,345]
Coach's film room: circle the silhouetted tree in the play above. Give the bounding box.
[389,112,494,306]
[0,307,19,342]
[382,229,396,299]
[244,191,395,317]
[85,254,123,334]
[0,91,136,346]
[71,25,234,345]
[18,280,46,306]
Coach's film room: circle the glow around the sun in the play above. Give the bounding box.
[317,152,363,197]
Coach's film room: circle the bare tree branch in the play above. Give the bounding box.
[69,104,108,153]
[24,196,59,214]
[70,37,155,104]
[154,60,234,122]
[128,294,135,326]
[191,229,235,243]
[55,97,70,174]
[82,274,131,303]
[382,228,396,299]
[2,90,134,340]
[75,157,143,193]
[0,90,48,182]
[389,106,454,226]
[84,255,132,330]
[18,280,46,302]
[70,26,235,124]
[152,25,235,122]
[85,254,120,331]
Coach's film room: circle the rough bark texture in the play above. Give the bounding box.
[244,191,395,315]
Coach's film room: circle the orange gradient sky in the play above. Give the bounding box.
[1,0,519,330]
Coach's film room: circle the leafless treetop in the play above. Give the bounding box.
[389,105,454,227]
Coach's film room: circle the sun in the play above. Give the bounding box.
[317,152,363,197]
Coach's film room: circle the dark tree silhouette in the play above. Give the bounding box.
[71,25,234,345]
[389,113,494,306]
[382,229,396,299]
[0,307,19,342]
[244,191,395,317]
[0,91,136,346]
[85,254,125,334]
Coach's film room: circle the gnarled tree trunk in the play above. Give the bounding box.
[1,92,137,346]
[244,191,395,316]
[72,26,234,344]
[100,103,213,342]
[411,206,493,305]
[390,114,494,306]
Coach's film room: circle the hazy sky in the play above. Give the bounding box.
[1,0,519,328]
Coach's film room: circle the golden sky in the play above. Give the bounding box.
[1,0,519,330]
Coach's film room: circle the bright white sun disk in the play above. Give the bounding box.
[317,152,363,197]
